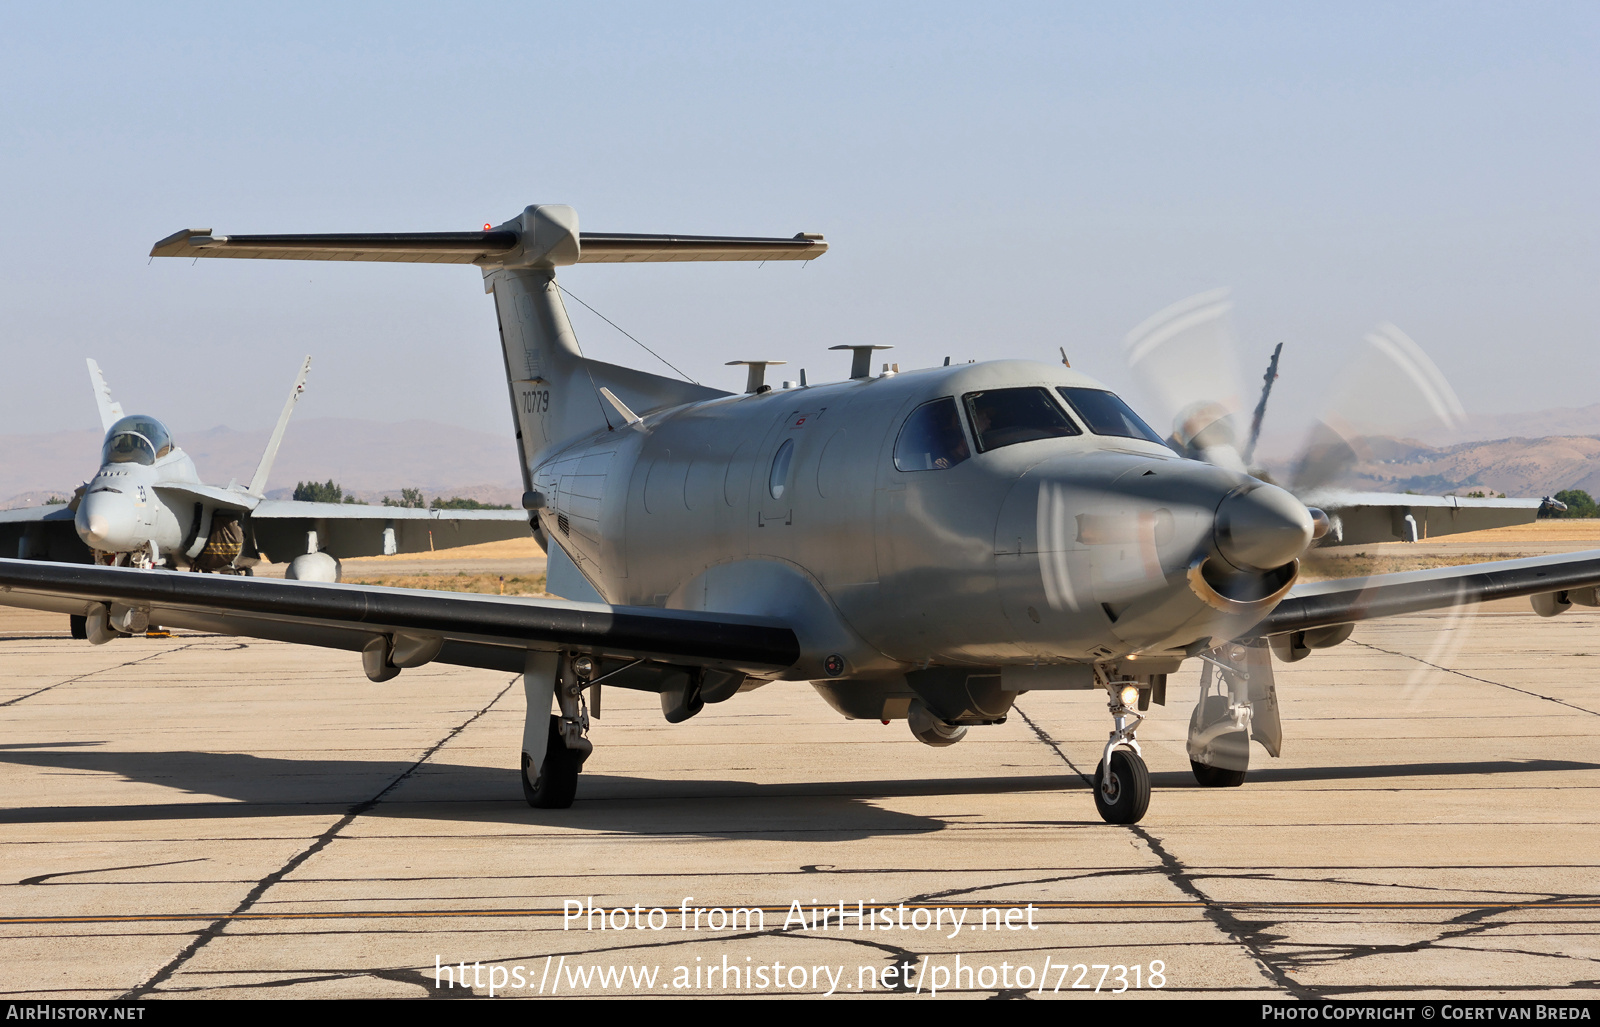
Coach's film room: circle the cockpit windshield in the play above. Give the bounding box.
[961,387,1082,453]
[1055,388,1166,444]
[102,415,174,466]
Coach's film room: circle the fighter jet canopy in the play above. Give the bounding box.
[102,415,173,466]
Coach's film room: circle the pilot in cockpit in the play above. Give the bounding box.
[101,415,174,467]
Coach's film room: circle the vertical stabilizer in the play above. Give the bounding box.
[247,356,312,495]
[86,359,124,432]
[485,205,723,475]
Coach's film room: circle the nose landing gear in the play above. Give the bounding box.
[1094,681,1151,824]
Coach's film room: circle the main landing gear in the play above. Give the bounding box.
[1186,643,1282,787]
[1094,681,1151,824]
[520,651,595,809]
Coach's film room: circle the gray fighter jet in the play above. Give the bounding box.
[0,356,532,636]
[2,203,1597,826]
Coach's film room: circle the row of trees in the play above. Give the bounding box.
[291,480,510,510]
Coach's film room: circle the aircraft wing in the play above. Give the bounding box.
[1300,489,1546,546]
[0,558,799,678]
[153,482,258,511]
[248,501,531,560]
[0,504,74,525]
[0,505,92,564]
[1261,549,1600,638]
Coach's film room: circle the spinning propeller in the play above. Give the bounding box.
[1108,289,1478,775]
[1122,288,1466,499]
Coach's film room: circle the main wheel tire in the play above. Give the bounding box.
[1189,695,1250,787]
[1190,758,1248,787]
[521,714,580,809]
[69,615,87,640]
[1093,749,1151,824]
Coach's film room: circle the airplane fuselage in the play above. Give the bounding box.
[532,358,1310,684]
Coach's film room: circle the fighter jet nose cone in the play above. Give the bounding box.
[75,493,136,551]
[1214,483,1313,572]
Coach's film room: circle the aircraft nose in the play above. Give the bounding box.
[75,491,137,551]
[1213,483,1313,572]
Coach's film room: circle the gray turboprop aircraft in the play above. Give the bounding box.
[0,356,532,635]
[2,203,1599,825]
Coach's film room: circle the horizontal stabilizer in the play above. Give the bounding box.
[151,229,826,265]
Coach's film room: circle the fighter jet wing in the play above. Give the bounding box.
[153,482,258,511]
[248,501,531,560]
[1297,489,1546,546]
[0,505,92,564]
[1261,549,1600,638]
[0,557,799,678]
[0,504,74,525]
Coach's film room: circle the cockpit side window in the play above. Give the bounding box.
[961,387,1082,453]
[1056,387,1166,444]
[893,397,972,471]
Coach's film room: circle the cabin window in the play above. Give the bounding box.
[768,438,795,499]
[961,387,1082,453]
[1056,387,1165,444]
[893,397,971,471]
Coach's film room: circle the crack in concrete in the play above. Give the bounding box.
[121,674,519,999]
[1,643,204,707]
[1353,640,1600,717]
[1012,701,1308,998]
[17,858,207,887]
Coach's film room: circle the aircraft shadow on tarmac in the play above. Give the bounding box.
[1,746,1596,835]
[0,746,1022,837]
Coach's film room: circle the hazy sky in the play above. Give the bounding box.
[2,3,1595,451]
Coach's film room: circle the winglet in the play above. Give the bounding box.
[247,356,312,495]
[86,359,124,433]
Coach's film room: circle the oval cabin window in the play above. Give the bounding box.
[769,438,795,500]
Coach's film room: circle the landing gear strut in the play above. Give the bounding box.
[1094,680,1151,824]
[520,651,594,809]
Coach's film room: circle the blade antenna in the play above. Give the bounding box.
[247,356,312,495]
[1243,342,1283,465]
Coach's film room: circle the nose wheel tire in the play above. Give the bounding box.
[521,714,580,809]
[1093,749,1151,824]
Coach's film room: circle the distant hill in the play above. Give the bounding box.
[0,418,523,509]
[1262,434,1600,500]
[1410,404,1600,446]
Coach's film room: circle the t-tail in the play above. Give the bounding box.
[247,355,312,496]
[150,205,827,485]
